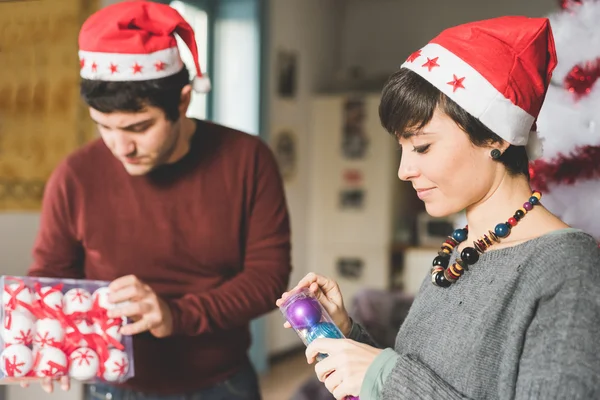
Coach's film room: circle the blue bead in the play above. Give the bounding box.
[452,228,468,242]
[494,223,510,238]
[529,196,539,205]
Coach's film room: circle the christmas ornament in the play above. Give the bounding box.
[0,344,33,378]
[65,320,94,348]
[94,318,124,347]
[563,58,600,99]
[35,346,68,378]
[62,288,92,315]
[306,322,344,344]
[283,297,322,329]
[34,318,65,348]
[35,286,64,312]
[69,347,99,381]
[559,0,583,10]
[3,283,33,316]
[2,311,34,346]
[102,348,129,382]
[92,287,114,310]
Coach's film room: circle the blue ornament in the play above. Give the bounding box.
[305,322,344,345]
[452,228,468,242]
[494,223,510,238]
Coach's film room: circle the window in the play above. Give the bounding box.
[170,1,209,120]
[169,0,262,137]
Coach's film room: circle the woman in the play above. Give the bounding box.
[277,16,600,400]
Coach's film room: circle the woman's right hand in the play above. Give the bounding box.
[276,272,352,336]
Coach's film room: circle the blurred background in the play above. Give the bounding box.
[1,0,598,399]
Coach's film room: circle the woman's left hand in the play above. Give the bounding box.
[306,338,382,399]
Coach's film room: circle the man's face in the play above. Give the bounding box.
[90,106,181,176]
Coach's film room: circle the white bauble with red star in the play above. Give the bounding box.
[2,311,34,346]
[35,286,64,311]
[65,320,94,348]
[68,347,99,381]
[0,344,33,378]
[94,318,124,346]
[34,346,68,378]
[33,318,65,348]
[2,284,33,316]
[533,0,600,240]
[102,348,129,382]
[62,288,93,315]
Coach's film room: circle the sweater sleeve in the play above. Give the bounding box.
[167,139,292,335]
[27,160,85,279]
[513,275,600,400]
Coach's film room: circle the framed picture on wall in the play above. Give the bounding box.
[272,130,296,181]
[276,49,297,99]
[341,97,369,159]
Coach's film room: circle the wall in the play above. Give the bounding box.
[263,0,343,355]
[341,0,560,78]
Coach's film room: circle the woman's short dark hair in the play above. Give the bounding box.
[80,67,191,122]
[379,68,530,178]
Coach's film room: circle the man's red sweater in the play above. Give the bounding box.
[28,120,292,394]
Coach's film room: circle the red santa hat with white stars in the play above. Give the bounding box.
[78,0,210,92]
[401,16,558,160]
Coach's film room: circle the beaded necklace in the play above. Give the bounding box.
[431,190,542,288]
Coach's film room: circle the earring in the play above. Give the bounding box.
[490,149,502,159]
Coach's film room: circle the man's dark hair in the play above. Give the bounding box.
[379,68,530,178]
[80,67,191,122]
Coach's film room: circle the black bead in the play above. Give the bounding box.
[460,247,480,265]
[513,213,522,221]
[435,271,452,288]
[432,256,449,268]
[515,209,525,219]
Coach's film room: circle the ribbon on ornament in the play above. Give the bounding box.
[32,282,64,319]
[3,278,37,316]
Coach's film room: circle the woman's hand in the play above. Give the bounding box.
[276,272,351,336]
[307,338,382,399]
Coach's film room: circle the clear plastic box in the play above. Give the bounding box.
[0,275,134,384]
[279,287,359,400]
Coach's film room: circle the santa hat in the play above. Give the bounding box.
[78,0,210,93]
[401,16,558,160]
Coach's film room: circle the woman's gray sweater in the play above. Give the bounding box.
[351,229,600,399]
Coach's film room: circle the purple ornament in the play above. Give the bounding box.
[285,297,322,329]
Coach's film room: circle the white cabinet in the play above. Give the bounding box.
[306,93,399,306]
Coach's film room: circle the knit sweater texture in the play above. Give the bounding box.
[352,228,600,399]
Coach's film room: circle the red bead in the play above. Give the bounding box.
[508,217,517,227]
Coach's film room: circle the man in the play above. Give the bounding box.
[25,1,292,399]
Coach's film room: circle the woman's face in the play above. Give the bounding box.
[397,108,498,217]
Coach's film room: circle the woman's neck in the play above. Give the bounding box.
[462,174,534,250]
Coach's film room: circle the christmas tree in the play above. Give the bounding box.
[530,0,600,240]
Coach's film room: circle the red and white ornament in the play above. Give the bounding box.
[63,288,92,315]
[102,348,129,382]
[35,346,68,378]
[35,286,63,311]
[92,287,114,310]
[68,347,99,381]
[0,344,33,378]
[94,318,124,346]
[2,311,34,346]
[3,284,33,316]
[34,319,65,348]
[65,320,94,347]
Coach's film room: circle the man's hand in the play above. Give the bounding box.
[107,275,173,338]
[20,376,70,393]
